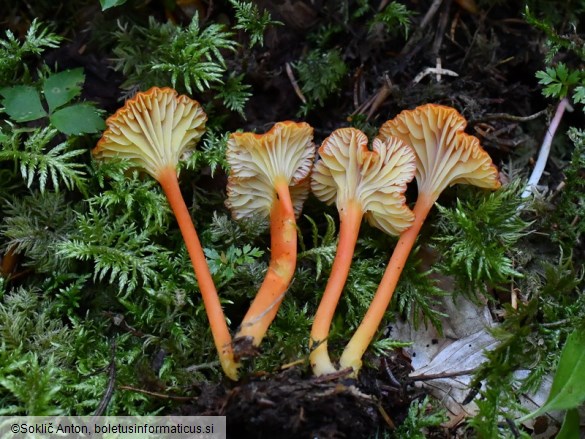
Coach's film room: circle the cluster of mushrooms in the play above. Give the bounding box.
[93,87,501,381]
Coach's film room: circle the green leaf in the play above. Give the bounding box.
[43,68,84,112]
[519,329,585,421]
[100,0,127,10]
[535,69,555,85]
[573,86,585,105]
[556,409,580,439]
[0,85,47,122]
[49,103,105,135]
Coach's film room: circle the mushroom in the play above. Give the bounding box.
[339,104,501,374]
[92,87,239,380]
[309,127,416,375]
[225,121,315,354]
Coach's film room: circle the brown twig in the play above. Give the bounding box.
[378,404,396,430]
[401,0,444,56]
[351,75,393,120]
[311,367,353,383]
[473,125,525,148]
[285,62,307,104]
[407,368,477,383]
[281,358,306,370]
[432,0,452,56]
[353,66,364,109]
[377,0,390,12]
[366,77,393,120]
[118,385,196,401]
[471,109,547,124]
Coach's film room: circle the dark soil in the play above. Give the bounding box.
[179,351,415,439]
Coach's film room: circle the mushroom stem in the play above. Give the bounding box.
[157,165,238,380]
[310,199,363,375]
[339,192,435,374]
[235,177,297,348]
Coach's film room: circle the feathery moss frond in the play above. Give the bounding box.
[0,127,87,193]
[57,207,170,295]
[1,191,77,272]
[112,15,237,94]
[434,181,530,293]
[228,0,282,48]
[0,19,62,85]
[298,213,337,280]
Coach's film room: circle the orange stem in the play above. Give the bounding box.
[157,166,238,380]
[310,200,363,375]
[339,192,436,374]
[235,178,297,348]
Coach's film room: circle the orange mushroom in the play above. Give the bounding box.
[92,87,238,380]
[225,121,315,354]
[339,104,501,374]
[309,127,416,375]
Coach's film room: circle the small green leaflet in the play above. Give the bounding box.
[0,68,104,135]
[44,68,84,112]
[0,85,47,122]
[519,329,585,421]
[99,0,127,10]
[50,104,105,135]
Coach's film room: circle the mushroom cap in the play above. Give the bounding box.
[377,104,500,198]
[311,127,416,236]
[93,87,207,180]
[225,121,315,220]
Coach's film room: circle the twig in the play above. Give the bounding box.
[118,385,195,401]
[472,109,547,124]
[378,404,396,430]
[521,98,573,199]
[281,358,307,369]
[400,0,444,56]
[93,339,117,418]
[382,357,402,388]
[420,0,445,29]
[407,368,477,383]
[474,124,525,148]
[353,66,364,109]
[366,76,393,120]
[377,0,390,12]
[431,0,452,56]
[285,62,307,104]
[511,287,519,310]
[541,318,570,328]
[185,360,220,372]
[312,367,353,383]
[505,417,522,438]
